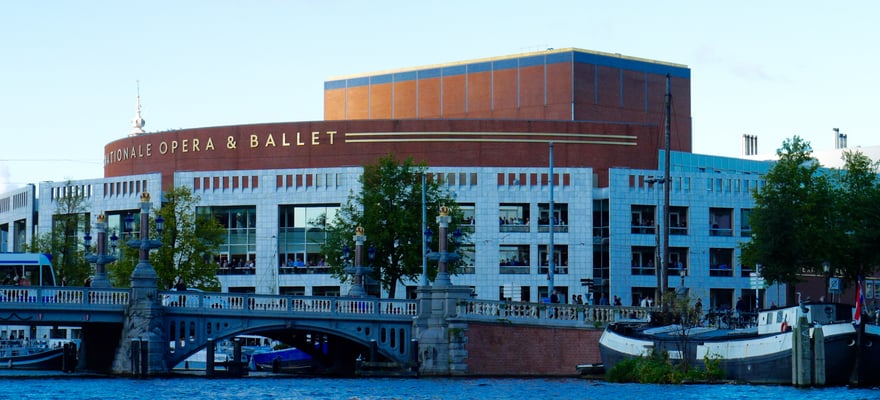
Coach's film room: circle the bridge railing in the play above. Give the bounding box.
[0,286,130,306]
[160,291,418,318]
[456,298,652,326]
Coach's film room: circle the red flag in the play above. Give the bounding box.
[855,276,865,325]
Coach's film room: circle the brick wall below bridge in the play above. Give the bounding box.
[463,322,602,376]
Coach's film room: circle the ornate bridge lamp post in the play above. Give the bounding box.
[111,192,166,376]
[344,226,373,297]
[126,192,164,297]
[84,214,119,288]
[427,205,462,287]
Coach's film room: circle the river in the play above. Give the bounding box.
[3,373,878,400]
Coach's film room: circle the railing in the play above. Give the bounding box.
[0,286,130,306]
[456,298,653,326]
[161,291,418,318]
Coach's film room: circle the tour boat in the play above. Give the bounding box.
[599,302,857,385]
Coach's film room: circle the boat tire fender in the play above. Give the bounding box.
[781,321,789,332]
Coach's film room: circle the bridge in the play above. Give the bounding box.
[0,285,644,376]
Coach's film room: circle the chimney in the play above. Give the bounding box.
[742,134,758,156]
[833,128,847,149]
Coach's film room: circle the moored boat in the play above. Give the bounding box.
[250,347,314,373]
[599,302,856,385]
[0,338,78,370]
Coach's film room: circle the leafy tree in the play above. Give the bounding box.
[108,186,225,290]
[24,181,91,286]
[740,137,836,304]
[321,154,462,298]
[830,150,880,284]
[742,137,880,304]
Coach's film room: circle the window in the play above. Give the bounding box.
[278,204,339,274]
[631,205,656,234]
[199,206,257,274]
[631,246,656,276]
[499,245,530,274]
[740,209,752,237]
[538,245,568,275]
[709,208,733,237]
[669,206,688,235]
[709,248,734,277]
[538,203,568,232]
[668,247,688,275]
[499,203,529,232]
[459,203,475,233]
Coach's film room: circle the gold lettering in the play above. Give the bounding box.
[171,140,179,153]
[115,149,123,161]
[311,131,319,145]
[327,131,337,144]
[206,138,215,150]
[296,132,305,146]
[227,136,237,149]
[182,139,189,153]
[192,139,200,152]
[282,133,290,146]
[160,141,168,154]
[146,143,152,156]
[265,133,276,147]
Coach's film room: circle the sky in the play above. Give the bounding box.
[2,1,877,193]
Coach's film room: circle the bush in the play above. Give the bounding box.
[606,350,725,384]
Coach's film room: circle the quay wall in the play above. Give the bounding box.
[463,322,602,376]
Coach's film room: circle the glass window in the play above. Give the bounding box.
[499,203,529,232]
[631,205,656,234]
[538,203,568,232]
[499,245,530,274]
[277,204,339,274]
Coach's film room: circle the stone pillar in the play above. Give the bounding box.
[111,192,168,375]
[413,284,472,376]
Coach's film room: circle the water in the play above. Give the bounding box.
[3,374,878,400]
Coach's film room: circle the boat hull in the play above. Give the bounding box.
[251,347,314,373]
[599,321,856,385]
[0,347,66,370]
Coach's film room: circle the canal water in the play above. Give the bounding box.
[3,373,878,400]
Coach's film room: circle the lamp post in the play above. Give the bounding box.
[344,226,372,297]
[427,205,461,287]
[823,261,830,302]
[84,214,119,288]
[126,192,164,297]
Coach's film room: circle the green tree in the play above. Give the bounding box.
[321,154,462,298]
[24,181,91,286]
[740,136,836,304]
[830,150,880,284]
[108,186,225,290]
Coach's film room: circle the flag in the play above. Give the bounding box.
[855,276,865,326]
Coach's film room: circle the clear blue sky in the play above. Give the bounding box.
[2,1,876,193]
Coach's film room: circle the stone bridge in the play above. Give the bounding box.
[0,285,644,376]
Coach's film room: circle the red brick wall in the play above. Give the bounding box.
[464,322,602,376]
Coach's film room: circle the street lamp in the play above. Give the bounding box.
[127,192,164,296]
[426,205,461,287]
[823,261,830,302]
[344,226,372,297]
[84,214,119,288]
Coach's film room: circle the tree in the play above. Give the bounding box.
[740,137,836,304]
[108,186,225,290]
[24,181,91,286]
[831,150,880,284]
[321,154,462,298]
[742,137,880,304]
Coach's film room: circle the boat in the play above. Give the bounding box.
[599,302,857,385]
[0,338,78,370]
[250,346,315,373]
